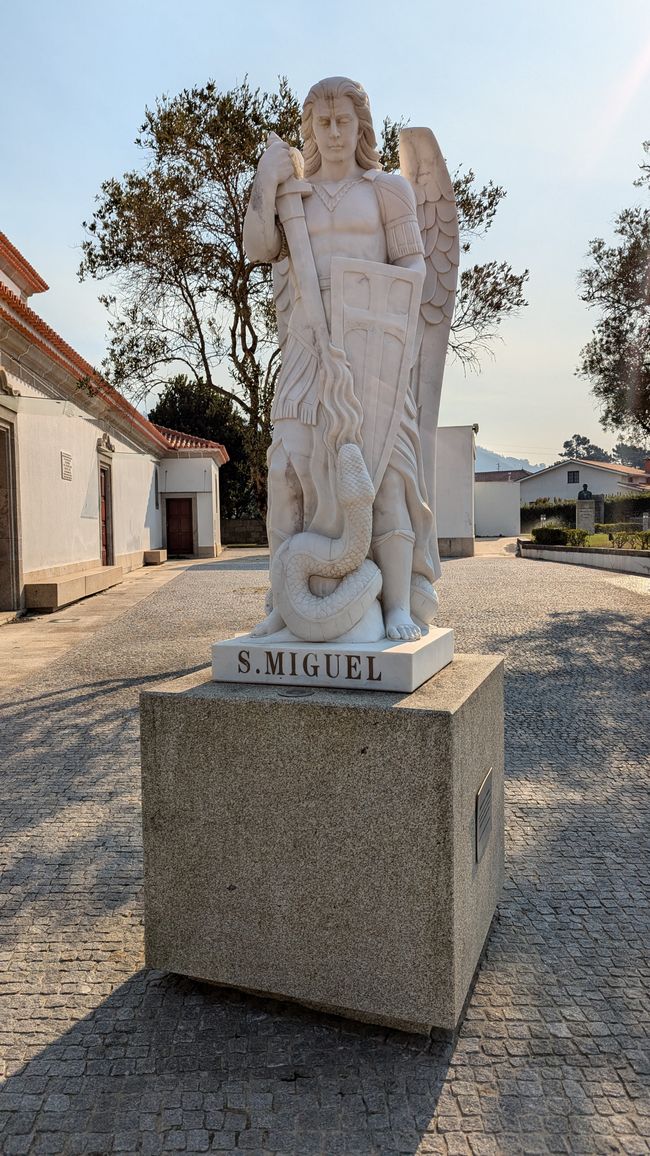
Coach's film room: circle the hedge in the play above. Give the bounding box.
[601,492,650,520]
[566,528,589,547]
[531,525,569,545]
[529,525,650,549]
[521,499,575,529]
[595,522,643,534]
[522,491,650,529]
[596,527,650,549]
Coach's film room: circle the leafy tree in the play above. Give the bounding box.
[558,433,612,462]
[80,78,302,515]
[148,375,257,519]
[578,142,650,440]
[80,81,529,511]
[612,441,649,469]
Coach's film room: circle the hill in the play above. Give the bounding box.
[475,445,546,474]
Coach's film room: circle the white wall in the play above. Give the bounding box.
[521,463,629,502]
[18,403,103,572]
[111,451,162,558]
[475,481,521,536]
[160,457,220,551]
[8,370,162,575]
[435,426,475,540]
[160,458,213,495]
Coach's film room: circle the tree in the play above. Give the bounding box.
[80,78,302,516]
[80,81,529,511]
[558,433,612,462]
[148,375,257,519]
[578,142,650,440]
[612,441,649,469]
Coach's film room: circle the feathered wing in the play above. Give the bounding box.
[399,127,459,582]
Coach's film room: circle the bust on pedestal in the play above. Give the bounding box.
[576,500,596,535]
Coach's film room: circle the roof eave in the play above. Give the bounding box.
[165,446,229,466]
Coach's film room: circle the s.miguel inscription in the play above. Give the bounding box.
[237,648,383,683]
[212,627,454,693]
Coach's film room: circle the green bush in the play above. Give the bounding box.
[612,529,640,549]
[595,522,642,534]
[531,525,568,545]
[566,528,589,546]
[594,521,646,548]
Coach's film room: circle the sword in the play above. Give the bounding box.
[271,137,363,454]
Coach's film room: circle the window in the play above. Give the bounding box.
[567,470,579,484]
[154,468,160,510]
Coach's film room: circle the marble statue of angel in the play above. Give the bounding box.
[243,77,458,645]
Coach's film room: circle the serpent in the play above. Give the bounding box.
[272,442,382,642]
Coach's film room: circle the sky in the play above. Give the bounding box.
[2,0,650,466]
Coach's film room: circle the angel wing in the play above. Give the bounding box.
[399,127,459,580]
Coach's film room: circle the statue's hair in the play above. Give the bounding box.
[302,77,382,178]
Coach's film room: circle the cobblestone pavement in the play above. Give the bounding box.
[0,553,648,1155]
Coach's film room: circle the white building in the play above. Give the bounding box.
[520,458,650,503]
[435,425,476,557]
[474,479,522,537]
[0,233,228,612]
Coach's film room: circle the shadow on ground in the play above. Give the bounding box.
[192,552,269,572]
[0,971,453,1154]
[0,664,208,939]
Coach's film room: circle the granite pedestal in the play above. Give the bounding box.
[140,655,504,1034]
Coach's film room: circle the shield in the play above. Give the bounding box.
[330,256,423,489]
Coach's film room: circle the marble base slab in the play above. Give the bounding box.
[212,626,454,693]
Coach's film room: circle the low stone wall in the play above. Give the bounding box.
[221,519,268,546]
[25,565,123,611]
[221,525,474,556]
[520,541,650,577]
[439,536,474,558]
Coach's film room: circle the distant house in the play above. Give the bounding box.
[0,232,228,612]
[520,458,650,504]
[475,469,532,483]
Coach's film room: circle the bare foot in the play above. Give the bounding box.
[384,606,422,642]
[249,608,286,637]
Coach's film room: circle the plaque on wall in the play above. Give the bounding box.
[60,452,72,482]
[476,768,493,863]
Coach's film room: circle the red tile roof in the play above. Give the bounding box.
[0,233,48,294]
[153,424,228,457]
[476,469,532,482]
[0,281,228,462]
[523,457,649,482]
[580,459,648,476]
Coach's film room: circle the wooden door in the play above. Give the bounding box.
[0,425,19,609]
[166,498,194,555]
[99,465,113,565]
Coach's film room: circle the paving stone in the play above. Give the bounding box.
[0,554,648,1154]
